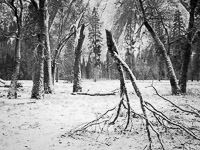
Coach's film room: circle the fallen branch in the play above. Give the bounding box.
[16,101,36,105]
[68,107,115,136]
[148,85,200,117]
[71,92,116,96]
[106,29,153,149]
[145,101,200,140]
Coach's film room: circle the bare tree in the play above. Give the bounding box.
[0,0,24,99]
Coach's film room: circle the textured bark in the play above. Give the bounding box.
[7,38,21,98]
[73,24,85,92]
[31,44,44,99]
[179,0,197,93]
[31,0,48,99]
[7,0,23,99]
[44,22,53,94]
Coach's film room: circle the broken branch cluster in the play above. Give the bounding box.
[68,30,200,150]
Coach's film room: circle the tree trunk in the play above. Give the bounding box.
[31,0,48,99]
[7,0,23,99]
[7,37,21,99]
[43,2,53,94]
[31,43,45,99]
[179,0,197,93]
[56,66,59,82]
[73,24,85,92]
[144,21,180,94]
[93,66,99,82]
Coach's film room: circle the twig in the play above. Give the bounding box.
[149,85,200,117]
[68,107,115,136]
[145,101,200,140]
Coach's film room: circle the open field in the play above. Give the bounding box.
[0,80,200,150]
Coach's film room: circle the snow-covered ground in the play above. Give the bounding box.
[0,80,200,150]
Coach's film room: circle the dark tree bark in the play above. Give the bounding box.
[7,0,23,99]
[55,66,59,82]
[138,0,180,94]
[179,0,198,93]
[73,24,85,93]
[31,0,49,98]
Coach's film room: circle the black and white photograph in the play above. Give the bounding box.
[0,0,200,149]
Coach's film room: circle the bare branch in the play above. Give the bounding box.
[106,29,153,149]
[148,85,200,117]
[68,107,115,136]
[145,101,200,140]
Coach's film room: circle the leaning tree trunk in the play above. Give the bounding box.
[73,24,85,92]
[106,30,152,149]
[138,0,180,94]
[144,21,180,95]
[52,31,75,85]
[7,37,21,99]
[179,0,197,93]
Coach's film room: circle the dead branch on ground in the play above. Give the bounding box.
[71,92,116,96]
[147,84,200,117]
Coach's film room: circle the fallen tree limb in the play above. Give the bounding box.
[106,29,153,149]
[145,101,200,140]
[68,107,115,136]
[71,92,116,96]
[16,101,36,105]
[148,85,200,117]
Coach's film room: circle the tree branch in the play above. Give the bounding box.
[145,101,200,140]
[148,85,200,117]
